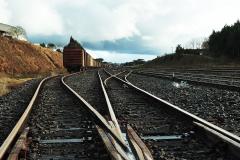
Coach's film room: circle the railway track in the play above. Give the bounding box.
[0,70,151,160]
[0,79,41,145]
[0,75,111,159]
[142,67,240,75]
[1,69,240,159]
[104,69,240,159]
[133,69,240,90]
[28,76,109,159]
[69,71,240,159]
[126,70,240,136]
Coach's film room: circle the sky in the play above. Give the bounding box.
[0,0,239,63]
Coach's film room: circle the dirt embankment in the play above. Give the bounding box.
[0,36,65,95]
[0,36,64,75]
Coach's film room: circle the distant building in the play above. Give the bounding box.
[0,23,14,36]
[0,23,27,41]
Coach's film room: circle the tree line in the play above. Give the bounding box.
[208,20,240,57]
[175,20,240,58]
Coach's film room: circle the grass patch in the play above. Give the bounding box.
[143,54,240,68]
[0,73,32,96]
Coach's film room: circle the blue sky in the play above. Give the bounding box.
[0,0,240,62]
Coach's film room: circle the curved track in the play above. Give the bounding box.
[133,69,240,90]
[28,76,109,159]
[0,75,110,160]
[127,70,240,137]
[1,69,240,160]
[102,69,240,159]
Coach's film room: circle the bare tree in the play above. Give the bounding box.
[189,39,196,49]
[188,38,205,49]
[10,26,26,39]
[201,38,209,49]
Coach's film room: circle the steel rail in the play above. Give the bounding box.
[103,69,155,160]
[104,69,129,84]
[106,69,240,148]
[0,76,54,159]
[123,70,240,147]
[139,67,240,73]
[98,70,125,143]
[104,71,126,87]
[134,71,240,81]
[136,70,240,80]
[96,125,123,160]
[61,73,128,150]
[133,71,240,90]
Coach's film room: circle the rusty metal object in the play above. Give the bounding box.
[126,125,153,160]
[122,70,240,157]
[108,121,129,160]
[7,127,30,160]
[103,70,154,159]
[98,71,125,142]
[0,76,53,159]
[194,122,240,158]
[127,130,145,160]
[96,125,123,160]
[61,74,128,150]
[104,71,126,87]
[124,71,240,144]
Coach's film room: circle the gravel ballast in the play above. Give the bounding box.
[0,78,41,145]
[127,73,240,136]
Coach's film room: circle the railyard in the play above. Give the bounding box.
[0,68,240,159]
[1,1,240,159]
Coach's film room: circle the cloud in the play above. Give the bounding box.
[0,0,11,23]
[6,0,63,35]
[86,49,157,63]
[82,35,159,55]
[1,0,240,58]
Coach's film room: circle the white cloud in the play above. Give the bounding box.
[0,0,11,23]
[5,0,63,35]
[87,49,156,63]
[1,0,240,55]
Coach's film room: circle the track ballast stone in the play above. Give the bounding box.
[128,73,240,136]
[101,70,232,160]
[28,77,109,160]
[0,78,41,145]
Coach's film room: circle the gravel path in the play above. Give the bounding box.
[127,73,240,136]
[0,78,41,145]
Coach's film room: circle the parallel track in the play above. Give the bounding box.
[1,69,240,159]
[28,76,109,159]
[127,70,240,136]
[0,74,111,159]
[133,68,240,90]
[105,69,240,159]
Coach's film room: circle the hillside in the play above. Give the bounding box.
[0,36,63,75]
[143,54,240,68]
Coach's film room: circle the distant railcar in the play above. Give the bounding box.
[63,37,85,72]
[63,37,103,72]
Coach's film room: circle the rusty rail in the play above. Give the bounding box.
[7,127,30,160]
[98,70,125,142]
[124,71,240,144]
[61,73,128,150]
[0,76,54,159]
[121,70,240,158]
[103,69,154,160]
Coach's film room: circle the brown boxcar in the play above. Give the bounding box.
[63,37,103,71]
[63,37,85,72]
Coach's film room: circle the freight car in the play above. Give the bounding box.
[63,37,102,72]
